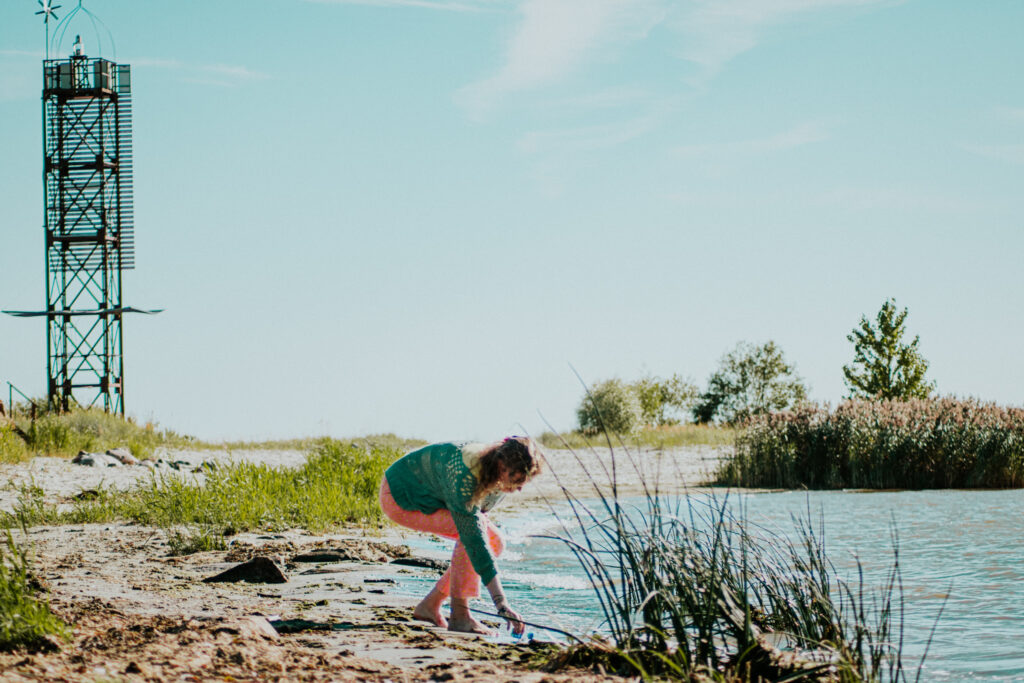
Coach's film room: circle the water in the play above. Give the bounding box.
[388,489,1024,681]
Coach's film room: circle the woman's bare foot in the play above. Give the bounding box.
[447,614,496,636]
[413,601,448,628]
[413,589,448,628]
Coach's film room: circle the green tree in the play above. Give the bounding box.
[843,298,934,400]
[577,379,643,435]
[631,374,699,427]
[693,341,808,424]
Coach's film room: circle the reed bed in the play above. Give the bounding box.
[539,438,919,681]
[717,398,1024,489]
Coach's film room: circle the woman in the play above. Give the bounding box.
[378,436,542,635]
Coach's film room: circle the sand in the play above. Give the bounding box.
[0,444,727,681]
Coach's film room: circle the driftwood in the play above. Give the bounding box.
[718,585,838,682]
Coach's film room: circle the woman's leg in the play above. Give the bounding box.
[447,524,504,634]
[379,479,456,627]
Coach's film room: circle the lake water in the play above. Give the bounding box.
[392,489,1024,682]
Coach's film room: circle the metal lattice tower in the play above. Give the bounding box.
[41,46,133,414]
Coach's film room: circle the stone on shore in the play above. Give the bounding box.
[71,451,123,467]
[202,556,288,584]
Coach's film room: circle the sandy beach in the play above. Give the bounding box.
[0,445,726,682]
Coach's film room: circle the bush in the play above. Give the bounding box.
[632,374,698,427]
[694,341,807,424]
[716,397,1024,489]
[577,379,643,436]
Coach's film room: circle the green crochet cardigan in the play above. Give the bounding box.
[384,441,505,585]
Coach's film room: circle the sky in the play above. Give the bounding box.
[1,0,1022,443]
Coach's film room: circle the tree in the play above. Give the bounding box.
[843,298,933,400]
[632,374,699,427]
[577,379,643,435]
[693,341,808,424]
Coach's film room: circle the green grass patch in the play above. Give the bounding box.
[216,433,426,453]
[1,439,405,540]
[2,406,196,463]
[540,424,737,450]
[0,530,68,650]
[716,397,1024,489]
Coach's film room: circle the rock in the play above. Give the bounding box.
[390,557,449,572]
[212,616,279,641]
[293,550,359,563]
[71,451,122,467]
[106,447,139,465]
[123,661,148,675]
[293,545,388,564]
[202,556,288,584]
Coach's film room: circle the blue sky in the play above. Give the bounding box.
[1,0,1021,442]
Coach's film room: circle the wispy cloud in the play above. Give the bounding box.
[456,0,666,118]
[518,106,672,154]
[961,143,1024,166]
[666,185,984,214]
[994,106,1024,122]
[457,0,894,117]
[670,0,894,78]
[672,121,830,162]
[303,0,494,11]
[130,58,270,87]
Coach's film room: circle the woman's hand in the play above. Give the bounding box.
[497,604,526,636]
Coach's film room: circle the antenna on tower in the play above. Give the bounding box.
[35,0,62,60]
[50,0,116,61]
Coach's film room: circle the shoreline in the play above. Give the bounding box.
[0,445,727,681]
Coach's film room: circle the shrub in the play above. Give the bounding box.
[631,374,698,427]
[577,379,643,436]
[694,341,807,425]
[716,397,1024,489]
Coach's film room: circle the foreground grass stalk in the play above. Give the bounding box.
[0,530,67,650]
[539,437,919,681]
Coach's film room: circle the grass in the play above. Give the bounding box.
[2,405,196,463]
[540,441,924,681]
[540,424,738,451]
[716,398,1024,489]
[0,439,404,539]
[0,529,68,650]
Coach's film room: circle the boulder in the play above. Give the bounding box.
[106,447,139,465]
[202,556,288,584]
[71,451,122,467]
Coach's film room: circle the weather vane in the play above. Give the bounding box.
[35,0,62,60]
